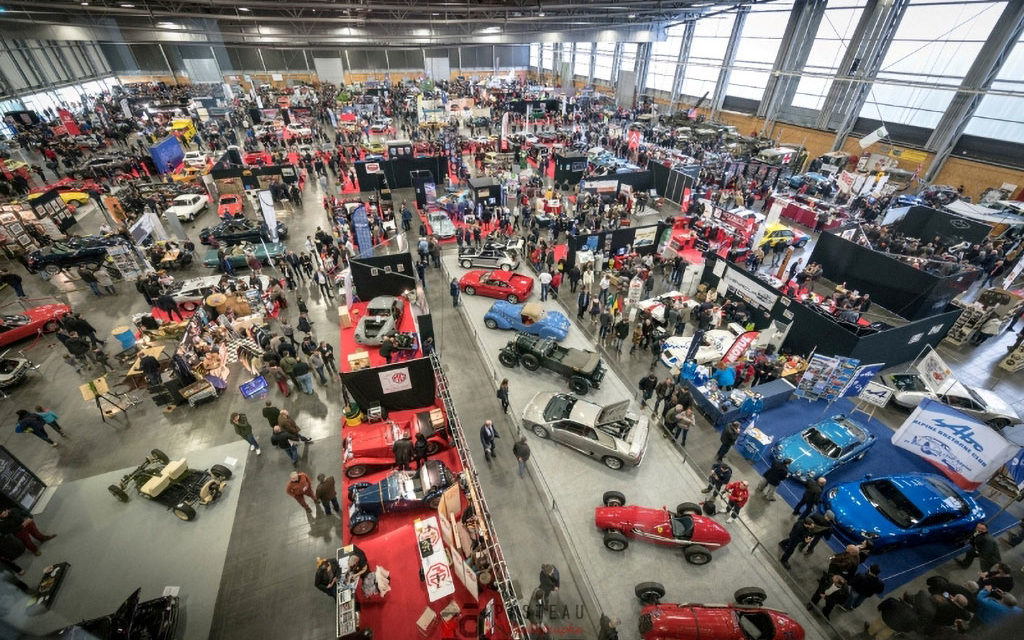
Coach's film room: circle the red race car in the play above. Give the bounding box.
[343,410,450,478]
[634,582,805,640]
[594,491,731,565]
[216,194,244,219]
[459,270,533,304]
[0,303,71,348]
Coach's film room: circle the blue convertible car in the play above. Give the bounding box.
[772,415,875,481]
[347,460,456,536]
[822,473,985,549]
[483,301,570,341]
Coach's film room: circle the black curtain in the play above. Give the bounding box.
[342,358,436,411]
[350,254,418,298]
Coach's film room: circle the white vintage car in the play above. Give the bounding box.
[660,328,740,368]
[164,194,207,222]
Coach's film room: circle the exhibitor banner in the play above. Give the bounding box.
[892,398,1020,490]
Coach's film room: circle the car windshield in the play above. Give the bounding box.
[964,386,986,407]
[803,428,841,458]
[928,478,969,515]
[861,479,922,529]
[543,395,576,421]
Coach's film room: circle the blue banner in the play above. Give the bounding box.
[149,136,184,174]
[351,204,374,258]
[842,363,886,398]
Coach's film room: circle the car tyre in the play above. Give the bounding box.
[498,351,519,368]
[684,545,712,565]
[676,502,701,516]
[634,582,665,605]
[108,484,130,502]
[345,464,368,479]
[460,259,472,269]
[602,490,626,507]
[569,376,589,395]
[506,294,519,304]
[150,449,170,464]
[521,354,540,371]
[602,456,624,471]
[987,418,1010,430]
[464,286,475,296]
[173,504,196,521]
[350,513,378,536]
[734,586,768,606]
[484,318,499,330]
[43,320,59,332]
[531,424,549,439]
[44,264,60,276]
[796,238,808,248]
[426,440,443,455]
[347,481,372,501]
[603,531,629,552]
[210,464,232,480]
[500,263,512,271]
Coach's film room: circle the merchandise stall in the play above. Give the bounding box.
[767,194,845,231]
[943,288,1024,346]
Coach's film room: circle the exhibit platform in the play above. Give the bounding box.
[338,298,421,372]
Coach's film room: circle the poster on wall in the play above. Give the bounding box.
[795,354,839,401]
[378,367,412,393]
[634,225,657,249]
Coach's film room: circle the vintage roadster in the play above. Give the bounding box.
[343,411,450,478]
[347,460,456,536]
[107,448,231,521]
[498,332,605,395]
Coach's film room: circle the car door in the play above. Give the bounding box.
[477,250,499,268]
[485,278,509,299]
[914,512,959,542]
[551,421,597,457]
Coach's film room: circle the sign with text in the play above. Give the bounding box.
[721,266,779,310]
[414,517,456,602]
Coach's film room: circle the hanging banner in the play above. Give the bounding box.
[257,190,279,243]
[120,98,132,119]
[627,129,644,151]
[56,109,81,136]
[915,348,955,394]
[1008,449,1024,490]
[836,171,857,194]
[721,331,760,365]
[500,111,509,149]
[859,125,888,149]
[841,363,886,398]
[892,398,1020,490]
[720,266,779,310]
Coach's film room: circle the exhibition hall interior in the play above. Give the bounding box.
[2,0,1024,639]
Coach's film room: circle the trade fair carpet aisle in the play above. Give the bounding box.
[5,441,249,640]
[441,255,830,640]
[338,297,421,372]
[745,396,1019,593]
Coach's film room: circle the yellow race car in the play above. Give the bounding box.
[27,189,90,207]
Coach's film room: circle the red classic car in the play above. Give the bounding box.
[634,582,805,640]
[459,270,533,304]
[343,410,450,478]
[216,194,244,219]
[0,304,71,348]
[594,491,731,565]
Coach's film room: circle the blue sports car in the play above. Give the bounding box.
[483,301,570,341]
[346,460,455,536]
[772,415,876,481]
[822,472,986,549]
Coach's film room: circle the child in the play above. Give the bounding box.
[34,406,67,437]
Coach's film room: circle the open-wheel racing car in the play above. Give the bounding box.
[633,581,805,640]
[595,491,731,565]
[354,295,404,346]
[107,449,232,521]
[347,460,457,536]
[343,412,450,478]
[498,332,605,395]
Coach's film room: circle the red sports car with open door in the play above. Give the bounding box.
[0,304,70,348]
[459,269,534,303]
[634,582,805,640]
[594,491,731,565]
[343,410,450,478]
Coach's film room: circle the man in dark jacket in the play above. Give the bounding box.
[715,421,741,462]
[261,401,281,430]
[702,461,732,495]
[637,371,657,407]
[392,430,413,470]
[271,425,300,465]
[800,509,836,553]
[65,332,92,368]
[780,517,814,569]
[957,522,1001,571]
[139,353,162,387]
[480,420,499,463]
[792,476,826,519]
[576,287,591,320]
[65,313,104,347]
[757,457,791,501]
[512,435,530,478]
[846,564,884,610]
[156,293,183,321]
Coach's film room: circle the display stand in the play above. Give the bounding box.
[850,398,879,420]
[943,303,988,346]
[335,546,361,639]
[79,376,139,423]
[32,562,70,609]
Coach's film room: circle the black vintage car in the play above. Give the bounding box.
[198,217,289,246]
[72,155,133,177]
[25,235,130,274]
[347,460,456,536]
[34,588,179,640]
[498,332,606,395]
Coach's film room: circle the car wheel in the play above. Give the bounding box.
[210,464,232,480]
[108,484,130,502]
[426,493,442,510]
[684,545,712,565]
[498,351,519,368]
[345,464,368,479]
[500,263,512,271]
[987,418,1010,430]
[604,531,629,552]
[602,490,626,507]
[173,504,196,521]
[460,259,472,269]
[44,264,60,276]
[150,449,170,464]
[484,318,499,330]
[506,294,519,304]
[531,424,549,439]
[734,586,768,606]
[634,582,665,605]
[521,354,540,371]
[796,238,808,248]
[180,301,199,312]
[676,502,701,516]
[464,286,476,296]
[602,456,624,471]
[569,376,589,395]
[426,440,443,455]
[350,514,378,536]
[43,320,59,332]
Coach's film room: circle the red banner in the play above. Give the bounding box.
[721,331,760,365]
[57,108,80,136]
[627,129,644,151]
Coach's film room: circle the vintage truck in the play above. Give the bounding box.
[497,332,606,395]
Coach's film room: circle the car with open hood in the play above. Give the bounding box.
[38,588,179,640]
[772,414,876,481]
[522,392,648,470]
[886,373,1022,431]
[354,296,404,346]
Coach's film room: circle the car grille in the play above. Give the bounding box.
[638,613,653,633]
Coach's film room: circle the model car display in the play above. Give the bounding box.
[343,412,450,478]
[0,303,70,348]
[821,472,986,549]
[216,193,244,218]
[107,448,232,521]
[0,355,32,389]
[660,328,741,368]
[353,296,404,346]
[484,301,569,340]
[523,394,649,470]
[771,415,876,480]
[758,223,808,250]
[633,582,805,640]
[347,460,456,536]
[38,588,180,640]
[202,242,286,268]
[164,193,207,221]
[198,217,288,245]
[595,491,729,563]
[787,171,829,190]
[885,373,1021,429]
[426,210,457,238]
[25,235,128,274]
[498,332,605,395]
[458,245,519,271]
[460,270,534,304]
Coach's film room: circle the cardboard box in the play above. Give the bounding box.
[347,351,370,371]
[338,305,352,328]
[415,607,438,635]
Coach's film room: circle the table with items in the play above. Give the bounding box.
[681,377,795,428]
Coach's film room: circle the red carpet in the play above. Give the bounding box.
[339,298,421,372]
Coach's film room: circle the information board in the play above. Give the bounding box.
[0,446,46,510]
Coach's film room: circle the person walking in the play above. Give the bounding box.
[538,270,552,301]
[792,476,827,519]
[286,471,318,514]
[576,287,591,320]
[637,371,657,407]
[538,564,560,607]
[780,517,815,570]
[318,341,339,380]
[671,405,695,446]
[957,522,1001,571]
[808,574,849,620]
[33,406,67,438]
[271,426,300,465]
[846,564,885,610]
[392,430,413,470]
[0,508,54,557]
[94,267,117,295]
[757,457,791,501]
[280,319,298,346]
[315,473,339,516]
[231,412,261,455]
[450,278,460,307]
[480,420,499,463]
[653,378,674,415]
[724,480,749,523]
[496,379,510,413]
[292,357,315,395]
[512,436,531,478]
[277,409,313,443]
[77,267,102,297]
[702,461,732,496]
[715,421,742,462]
[309,351,328,385]
[313,269,333,300]
[14,410,58,448]
[262,401,281,430]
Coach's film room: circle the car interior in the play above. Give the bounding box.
[669,515,694,540]
[737,611,774,639]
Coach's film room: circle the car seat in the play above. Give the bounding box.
[670,516,694,540]
[163,459,188,479]
[140,475,170,498]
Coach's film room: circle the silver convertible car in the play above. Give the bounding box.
[354,296,404,346]
[521,392,649,470]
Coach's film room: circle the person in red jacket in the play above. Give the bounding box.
[286,471,318,514]
[724,480,750,523]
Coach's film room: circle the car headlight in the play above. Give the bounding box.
[859,531,878,540]
[827,488,838,499]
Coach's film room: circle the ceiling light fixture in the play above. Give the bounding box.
[238,6,251,11]
[538,11,545,17]
[629,13,636,19]
[80,1,89,4]
[120,3,134,7]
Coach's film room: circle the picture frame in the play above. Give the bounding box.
[8,222,23,235]
[16,234,32,246]
[0,213,17,224]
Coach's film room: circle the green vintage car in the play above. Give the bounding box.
[202,242,286,269]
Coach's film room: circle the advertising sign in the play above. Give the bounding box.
[257,190,279,243]
[414,516,456,602]
[627,129,644,150]
[841,363,886,398]
[836,171,857,194]
[892,398,1020,489]
[56,108,80,136]
[721,266,779,310]
[721,331,760,365]
[859,381,894,407]
[915,349,955,394]
[378,367,412,394]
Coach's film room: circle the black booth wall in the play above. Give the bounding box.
[355,156,448,192]
[848,310,961,365]
[614,170,653,193]
[342,358,436,412]
[350,253,418,298]
[808,232,980,321]
[564,222,669,271]
[663,166,699,207]
[892,205,993,246]
[649,162,670,197]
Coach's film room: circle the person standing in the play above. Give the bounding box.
[496,379,510,414]
[538,564,560,606]
[271,426,300,465]
[702,461,732,496]
[846,564,885,610]
[392,430,413,470]
[957,522,1001,571]
[0,508,54,557]
[14,410,58,448]
[285,471,318,514]
[715,421,742,462]
[315,473,339,516]
[277,409,313,443]
[231,412,261,455]
[309,351,327,385]
[757,457,791,501]
[673,405,695,446]
[292,358,315,395]
[156,293,183,321]
[792,476,827,519]
[800,510,836,554]
[33,406,67,438]
[318,341,339,380]
[280,319,298,346]
[262,401,281,430]
[780,517,815,570]
[538,270,552,301]
[724,480,749,523]
[93,267,117,295]
[652,378,674,415]
[512,436,531,478]
[598,615,621,640]
[77,267,102,296]
[808,574,849,620]
[0,270,26,298]
[313,269,333,300]
[576,287,591,320]
[450,278,460,307]
[412,433,430,469]
[637,371,657,407]
[480,420,499,463]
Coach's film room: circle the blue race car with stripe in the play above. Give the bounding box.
[771,415,875,481]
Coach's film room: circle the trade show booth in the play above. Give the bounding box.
[354,156,448,192]
[563,222,671,271]
[888,204,994,246]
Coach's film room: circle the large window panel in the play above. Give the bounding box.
[530,43,540,68]
[593,42,615,81]
[648,27,685,92]
[680,13,735,99]
[792,1,867,110]
[728,2,793,100]
[966,34,1024,142]
[620,42,637,77]
[541,43,554,70]
[574,43,592,77]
